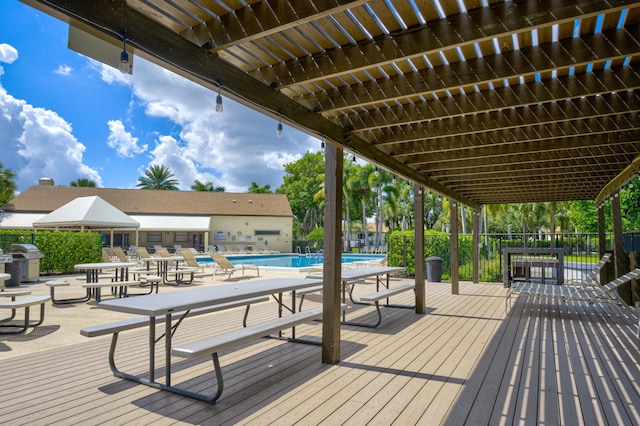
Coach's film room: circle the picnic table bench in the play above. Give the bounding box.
[171,306,325,403]
[0,295,51,334]
[82,280,141,302]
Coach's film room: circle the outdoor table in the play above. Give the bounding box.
[139,256,184,285]
[75,262,138,283]
[73,262,138,302]
[307,266,406,321]
[98,276,324,389]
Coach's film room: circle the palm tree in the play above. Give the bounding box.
[0,162,17,205]
[136,165,179,190]
[70,178,97,187]
[192,180,225,192]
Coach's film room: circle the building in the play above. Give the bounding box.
[0,185,294,253]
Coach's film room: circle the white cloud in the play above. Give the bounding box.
[0,86,102,190]
[0,43,18,76]
[99,58,318,192]
[106,119,147,158]
[54,64,72,76]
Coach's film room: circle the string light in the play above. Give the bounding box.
[276,114,283,138]
[215,83,223,113]
[119,36,129,73]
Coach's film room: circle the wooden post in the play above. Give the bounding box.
[414,185,425,313]
[472,209,479,284]
[597,206,608,284]
[611,195,631,304]
[322,143,342,364]
[450,200,459,295]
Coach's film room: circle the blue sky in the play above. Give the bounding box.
[0,1,319,194]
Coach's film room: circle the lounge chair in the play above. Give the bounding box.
[506,267,640,318]
[179,249,208,274]
[211,254,259,279]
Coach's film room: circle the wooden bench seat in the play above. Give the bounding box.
[345,282,416,328]
[0,295,51,334]
[171,306,325,403]
[82,280,140,302]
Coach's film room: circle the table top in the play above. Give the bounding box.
[99,276,323,316]
[74,262,138,270]
[0,289,30,297]
[0,273,10,281]
[139,257,183,262]
[308,266,405,281]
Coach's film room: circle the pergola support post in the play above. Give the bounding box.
[414,185,425,314]
[472,209,479,284]
[322,143,343,364]
[611,195,631,304]
[450,201,459,295]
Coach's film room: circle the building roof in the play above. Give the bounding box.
[2,186,293,218]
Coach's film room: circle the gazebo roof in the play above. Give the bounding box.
[22,0,640,208]
[32,195,139,230]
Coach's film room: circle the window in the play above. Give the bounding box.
[148,232,162,243]
[255,230,281,236]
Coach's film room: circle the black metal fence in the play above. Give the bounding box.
[389,232,618,282]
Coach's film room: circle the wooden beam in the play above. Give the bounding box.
[611,195,631,304]
[595,154,640,204]
[322,143,343,364]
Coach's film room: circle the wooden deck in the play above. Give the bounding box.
[1,279,639,425]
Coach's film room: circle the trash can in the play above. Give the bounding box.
[5,261,22,287]
[426,256,443,282]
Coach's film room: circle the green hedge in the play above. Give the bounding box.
[0,230,102,274]
[388,230,473,279]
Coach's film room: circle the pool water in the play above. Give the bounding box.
[197,253,384,268]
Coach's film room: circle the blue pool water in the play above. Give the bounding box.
[197,253,384,268]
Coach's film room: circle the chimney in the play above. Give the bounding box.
[39,177,55,186]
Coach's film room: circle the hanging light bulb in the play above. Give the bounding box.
[392,174,396,183]
[374,166,379,176]
[119,36,129,73]
[320,135,325,150]
[351,154,356,164]
[276,114,283,138]
[215,84,223,113]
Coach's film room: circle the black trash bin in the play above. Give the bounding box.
[426,256,443,282]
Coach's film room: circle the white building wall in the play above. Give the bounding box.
[210,216,293,253]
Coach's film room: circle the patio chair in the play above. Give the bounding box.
[506,268,640,318]
[211,254,259,279]
[563,253,612,289]
[179,249,208,274]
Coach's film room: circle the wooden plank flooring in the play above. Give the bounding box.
[1,279,639,425]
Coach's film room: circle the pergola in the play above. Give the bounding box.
[22,0,640,363]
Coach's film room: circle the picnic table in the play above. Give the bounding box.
[94,276,324,397]
[306,266,409,326]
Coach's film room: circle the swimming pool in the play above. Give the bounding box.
[197,253,385,268]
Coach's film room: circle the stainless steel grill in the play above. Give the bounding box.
[10,244,44,283]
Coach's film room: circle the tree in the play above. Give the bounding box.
[0,162,17,205]
[70,178,97,187]
[192,180,225,192]
[248,182,272,193]
[276,152,325,238]
[136,165,179,190]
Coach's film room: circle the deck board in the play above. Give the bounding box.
[1,279,639,425]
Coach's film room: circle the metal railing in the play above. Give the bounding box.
[389,232,614,282]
